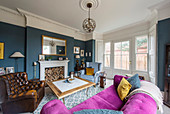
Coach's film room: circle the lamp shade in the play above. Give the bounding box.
[10,52,25,58]
[75,55,80,58]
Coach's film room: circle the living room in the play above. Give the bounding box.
[0,0,170,114]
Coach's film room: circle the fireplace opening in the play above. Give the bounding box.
[45,66,64,82]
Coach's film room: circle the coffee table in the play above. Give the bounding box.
[47,76,96,104]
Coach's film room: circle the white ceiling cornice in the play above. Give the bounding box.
[17,8,80,32]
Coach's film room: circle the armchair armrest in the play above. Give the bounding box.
[41,99,71,114]
[78,69,85,75]
[28,79,45,88]
[94,71,103,78]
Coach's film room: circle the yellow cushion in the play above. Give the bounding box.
[117,78,132,101]
[86,68,94,75]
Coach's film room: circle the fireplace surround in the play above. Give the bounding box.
[39,60,70,81]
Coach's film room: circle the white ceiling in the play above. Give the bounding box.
[0,0,164,33]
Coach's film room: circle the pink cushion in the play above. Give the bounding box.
[121,93,157,114]
[114,75,128,88]
[40,99,70,114]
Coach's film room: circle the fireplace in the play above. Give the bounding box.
[45,66,64,82]
[39,60,70,81]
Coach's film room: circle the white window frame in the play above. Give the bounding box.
[104,42,111,68]
[135,35,149,72]
[113,40,130,71]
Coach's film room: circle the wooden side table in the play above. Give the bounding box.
[100,76,106,88]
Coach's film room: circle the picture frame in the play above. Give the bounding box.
[0,67,5,76]
[0,42,4,59]
[89,52,91,57]
[39,54,45,61]
[74,47,80,54]
[81,50,84,57]
[6,67,15,74]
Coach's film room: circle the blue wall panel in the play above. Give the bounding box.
[85,39,95,62]
[0,22,25,72]
[74,39,86,66]
[157,18,170,91]
[26,26,75,79]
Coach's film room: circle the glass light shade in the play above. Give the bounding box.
[82,18,96,33]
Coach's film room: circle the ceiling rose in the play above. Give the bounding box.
[79,0,101,11]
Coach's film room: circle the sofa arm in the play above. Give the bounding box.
[41,99,71,114]
[121,93,157,114]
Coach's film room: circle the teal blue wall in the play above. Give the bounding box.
[0,22,95,79]
[74,39,86,66]
[85,39,95,62]
[157,18,170,91]
[26,26,75,79]
[0,22,25,72]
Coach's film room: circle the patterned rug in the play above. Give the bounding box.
[34,86,104,114]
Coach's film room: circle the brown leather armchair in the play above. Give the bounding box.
[0,72,45,114]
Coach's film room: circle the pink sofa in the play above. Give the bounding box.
[41,85,157,114]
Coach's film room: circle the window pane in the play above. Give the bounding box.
[122,41,129,54]
[105,42,111,54]
[104,55,110,67]
[114,55,121,69]
[122,54,129,70]
[136,54,147,71]
[114,42,121,55]
[136,36,148,53]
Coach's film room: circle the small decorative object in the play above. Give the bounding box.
[81,58,85,68]
[89,52,91,57]
[6,67,14,74]
[64,78,71,83]
[33,62,37,79]
[74,47,80,54]
[39,54,45,61]
[70,72,74,79]
[0,42,4,59]
[81,50,84,57]
[10,52,25,72]
[75,55,81,71]
[66,57,68,60]
[75,72,78,76]
[59,57,63,60]
[86,52,88,57]
[0,67,5,76]
[46,56,52,61]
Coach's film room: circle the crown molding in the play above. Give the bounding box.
[0,6,20,16]
[0,5,25,27]
[17,8,80,32]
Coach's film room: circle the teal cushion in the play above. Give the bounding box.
[127,74,141,91]
[74,109,123,114]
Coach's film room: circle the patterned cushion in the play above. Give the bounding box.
[117,78,132,101]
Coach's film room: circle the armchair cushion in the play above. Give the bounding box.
[86,68,94,75]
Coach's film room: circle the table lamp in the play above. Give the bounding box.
[10,52,25,72]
